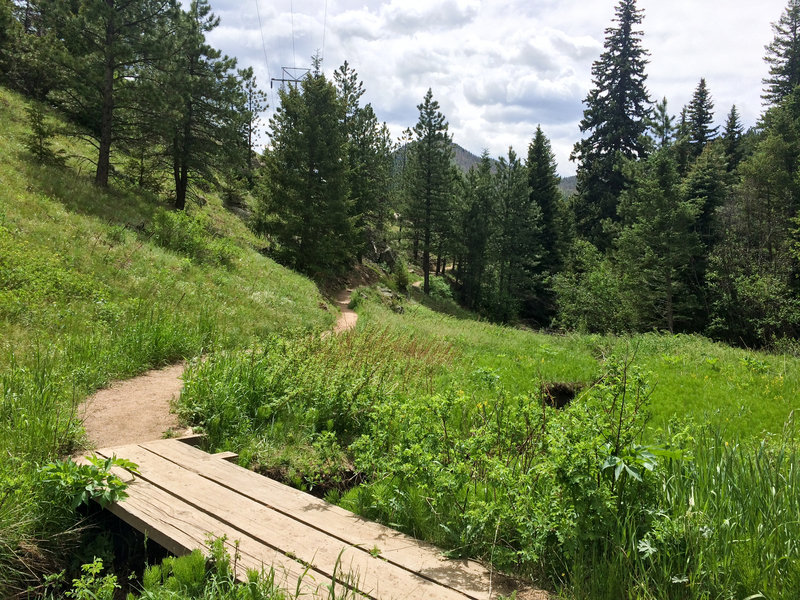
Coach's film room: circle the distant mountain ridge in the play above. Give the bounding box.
[452,143,577,197]
[395,142,576,197]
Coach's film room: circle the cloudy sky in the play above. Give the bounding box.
[196,0,788,176]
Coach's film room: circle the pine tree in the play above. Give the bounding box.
[161,0,247,209]
[673,106,692,176]
[763,0,800,106]
[617,149,702,333]
[459,152,495,311]
[706,89,800,344]
[408,89,453,295]
[687,78,718,159]
[334,62,394,262]
[488,148,541,323]
[571,0,651,249]
[257,60,353,275]
[681,143,729,329]
[349,103,395,260]
[649,97,675,149]
[526,126,562,324]
[239,67,268,185]
[722,104,745,171]
[39,0,176,187]
[0,0,11,57]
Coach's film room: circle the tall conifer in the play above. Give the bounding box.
[722,105,745,171]
[527,126,562,323]
[408,89,453,294]
[763,0,800,106]
[571,0,651,250]
[687,78,718,159]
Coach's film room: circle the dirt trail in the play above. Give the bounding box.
[332,288,358,334]
[79,291,357,449]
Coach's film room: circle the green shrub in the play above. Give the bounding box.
[393,260,410,293]
[427,275,453,300]
[38,455,139,510]
[553,239,636,333]
[151,209,238,267]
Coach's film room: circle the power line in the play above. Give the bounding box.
[290,0,296,68]
[254,0,275,110]
[322,0,328,61]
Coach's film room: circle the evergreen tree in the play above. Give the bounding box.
[161,0,247,209]
[39,0,176,187]
[649,96,674,149]
[256,58,353,275]
[0,0,11,57]
[526,125,563,324]
[349,103,395,260]
[2,1,62,99]
[722,104,745,171]
[687,78,718,159]
[408,89,453,295]
[240,66,268,185]
[334,62,394,262]
[706,88,800,345]
[673,106,692,176]
[459,152,495,311]
[681,143,729,328]
[617,149,702,333]
[488,148,541,323]
[571,0,651,249]
[763,0,800,106]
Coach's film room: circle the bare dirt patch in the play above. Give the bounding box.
[79,363,190,450]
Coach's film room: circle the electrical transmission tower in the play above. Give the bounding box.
[271,67,310,89]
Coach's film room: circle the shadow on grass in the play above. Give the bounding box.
[21,156,167,229]
[409,287,482,322]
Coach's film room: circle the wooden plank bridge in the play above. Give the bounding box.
[87,438,538,600]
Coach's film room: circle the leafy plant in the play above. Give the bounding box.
[38,455,139,509]
[65,558,118,600]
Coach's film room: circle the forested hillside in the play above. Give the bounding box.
[2,0,800,599]
[4,0,798,345]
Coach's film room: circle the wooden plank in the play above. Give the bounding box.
[175,433,205,447]
[213,450,239,463]
[98,443,472,600]
[78,454,337,597]
[104,478,337,598]
[138,439,508,599]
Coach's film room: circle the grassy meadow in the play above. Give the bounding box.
[180,290,800,600]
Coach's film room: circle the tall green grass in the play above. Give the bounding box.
[180,294,800,599]
[357,297,800,439]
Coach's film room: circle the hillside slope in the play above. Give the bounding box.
[0,85,338,595]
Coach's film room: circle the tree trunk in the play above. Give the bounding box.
[423,195,431,295]
[95,1,116,187]
[665,269,674,334]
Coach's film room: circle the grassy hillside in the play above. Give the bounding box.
[0,85,334,596]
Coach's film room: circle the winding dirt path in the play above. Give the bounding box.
[79,291,357,449]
